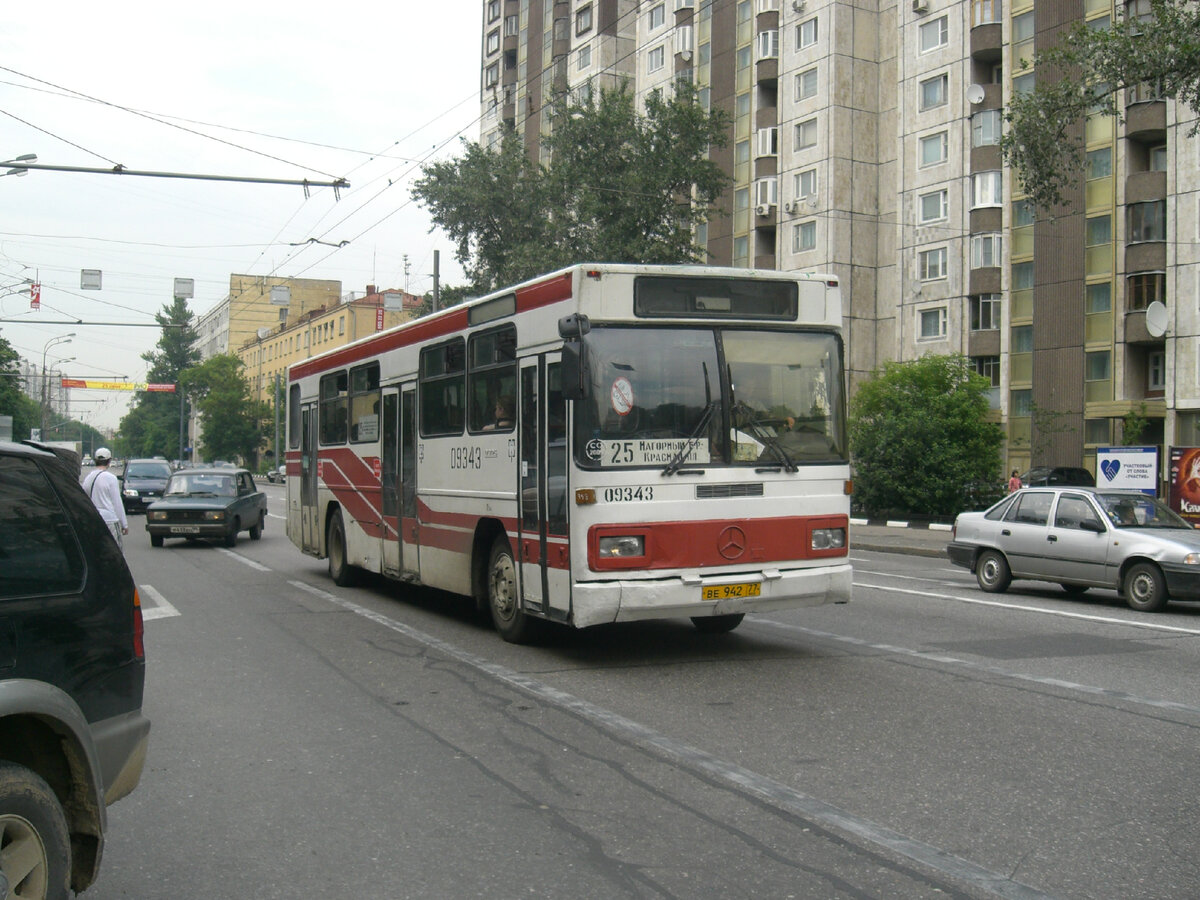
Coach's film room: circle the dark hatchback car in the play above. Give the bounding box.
[0,441,150,895]
[120,457,173,513]
[1020,466,1094,487]
[146,467,268,547]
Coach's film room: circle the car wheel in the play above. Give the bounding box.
[487,536,537,643]
[224,519,239,547]
[0,763,71,900]
[1061,583,1089,595]
[1124,562,1167,612]
[150,534,164,548]
[327,510,359,587]
[249,513,263,541]
[975,549,1011,593]
[691,613,745,634]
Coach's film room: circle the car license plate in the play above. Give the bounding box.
[701,582,761,601]
[169,526,201,534]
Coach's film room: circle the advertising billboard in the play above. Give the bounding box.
[1168,447,1200,527]
[1096,446,1158,495]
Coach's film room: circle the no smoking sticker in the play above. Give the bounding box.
[610,377,634,416]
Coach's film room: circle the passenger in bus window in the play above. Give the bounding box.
[483,395,515,431]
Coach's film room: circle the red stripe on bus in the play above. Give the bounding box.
[515,272,572,312]
[587,515,849,571]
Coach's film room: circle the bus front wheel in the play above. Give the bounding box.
[487,536,537,644]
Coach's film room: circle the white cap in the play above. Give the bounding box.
[94,447,112,462]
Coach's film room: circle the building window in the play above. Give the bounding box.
[1146,351,1165,391]
[1012,325,1033,353]
[1087,147,1112,179]
[970,233,1003,268]
[793,221,817,252]
[758,0,780,9]
[1149,145,1167,171]
[972,0,1001,27]
[1013,199,1034,227]
[758,30,779,59]
[795,118,817,150]
[1013,72,1035,95]
[795,167,817,198]
[485,63,499,88]
[1013,10,1034,42]
[919,131,948,167]
[505,15,519,36]
[1085,214,1112,246]
[1128,200,1166,242]
[972,171,1003,207]
[972,109,1002,147]
[919,247,948,281]
[1085,350,1111,382]
[755,177,778,206]
[920,74,948,110]
[919,189,948,223]
[795,67,818,101]
[971,294,1001,330]
[648,3,665,29]
[648,45,666,72]
[1086,281,1112,313]
[1127,271,1165,310]
[919,16,949,52]
[736,139,750,167]
[733,235,750,267]
[737,45,752,70]
[1011,389,1033,417]
[486,30,500,55]
[487,0,500,22]
[576,4,593,35]
[919,307,948,339]
[577,44,592,70]
[797,18,818,48]
[757,127,778,157]
[1012,261,1034,290]
[1085,418,1112,444]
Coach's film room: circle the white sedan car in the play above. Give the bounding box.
[947,487,1200,612]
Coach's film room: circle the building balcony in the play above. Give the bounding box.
[970,23,1002,62]
[1125,98,1166,142]
[756,57,778,87]
[1126,170,1166,205]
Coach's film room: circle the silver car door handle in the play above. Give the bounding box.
[1047,535,1057,542]
[1001,529,1011,536]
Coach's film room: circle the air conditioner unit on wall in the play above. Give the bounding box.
[912,0,929,12]
[791,0,805,12]
[783,200,797,214]
[755,203,771,216]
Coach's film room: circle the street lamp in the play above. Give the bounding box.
[1,153,37,178]
[39,333,74,437]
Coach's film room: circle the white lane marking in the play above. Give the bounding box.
[216,548,272,572]
[287,579,1052,900]
[854,580,1200,637]
[139,584,181,620]
[752,616,1200,718]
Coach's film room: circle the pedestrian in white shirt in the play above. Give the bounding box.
[82,447,128,550]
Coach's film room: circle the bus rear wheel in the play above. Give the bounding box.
[691,613,745,634]
[487,536,537,643]
[327,510,359,587]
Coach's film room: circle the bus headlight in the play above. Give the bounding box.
[811,528,845,551]
[598,535,644,558]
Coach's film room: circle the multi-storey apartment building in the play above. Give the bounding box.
[479,0,1198,481]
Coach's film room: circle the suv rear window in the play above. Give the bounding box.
[0,456,86,599]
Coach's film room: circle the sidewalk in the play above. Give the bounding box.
[849,520,952,558]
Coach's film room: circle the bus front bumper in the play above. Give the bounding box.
[570,563,853,628]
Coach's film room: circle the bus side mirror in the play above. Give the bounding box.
[561,341,588,402]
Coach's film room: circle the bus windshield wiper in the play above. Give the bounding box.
[663,401,715,476]
[735,401,797,473]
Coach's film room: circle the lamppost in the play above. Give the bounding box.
[39,333,74,437]
[0,153,36,178]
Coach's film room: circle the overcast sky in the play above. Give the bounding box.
[1,2,482,431]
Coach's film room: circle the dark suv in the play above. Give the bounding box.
[120,457,173,513]
[0,441,150,896]
[1020,466,1095,487]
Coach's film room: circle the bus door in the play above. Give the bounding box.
[518,355,571,621]
[380,388,401,577]
[400,385,420,577]
[300,403,320,554]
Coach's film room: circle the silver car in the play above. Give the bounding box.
[947,487,1200,612]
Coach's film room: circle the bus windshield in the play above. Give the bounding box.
[573,326,846,470]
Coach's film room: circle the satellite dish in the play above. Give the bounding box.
[256,327,272,339]
[966,84,985,105]
[1145,300,1168,337]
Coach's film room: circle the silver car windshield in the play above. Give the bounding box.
[1096,492,1192,529]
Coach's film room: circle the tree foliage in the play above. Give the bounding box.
[180,354,270,465]
[412,82,731,291]
[849,355,1004,518]
[0,335,40,439]
[1002,0,1200,212]
[119,296,200,459]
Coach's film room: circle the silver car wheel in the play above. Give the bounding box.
[976,549,1011,593]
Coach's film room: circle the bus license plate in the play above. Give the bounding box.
[169,526,201,534]
[701,582,761,601]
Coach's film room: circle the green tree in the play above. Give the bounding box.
[849,355,1004,518]
[180,355,269,465]
[0,335,40,439]
[119,296,200,458]
[1002,0,1200,213]
[412,81,731,291]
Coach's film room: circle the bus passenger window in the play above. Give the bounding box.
[319,371,349,445]
[468,325,517,432]
[420,340,466,436]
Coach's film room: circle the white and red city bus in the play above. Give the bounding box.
[285,263,851,642]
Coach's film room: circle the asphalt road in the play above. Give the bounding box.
[88,483,1200,898]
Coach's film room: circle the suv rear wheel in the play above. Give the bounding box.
[0,762,70,900]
